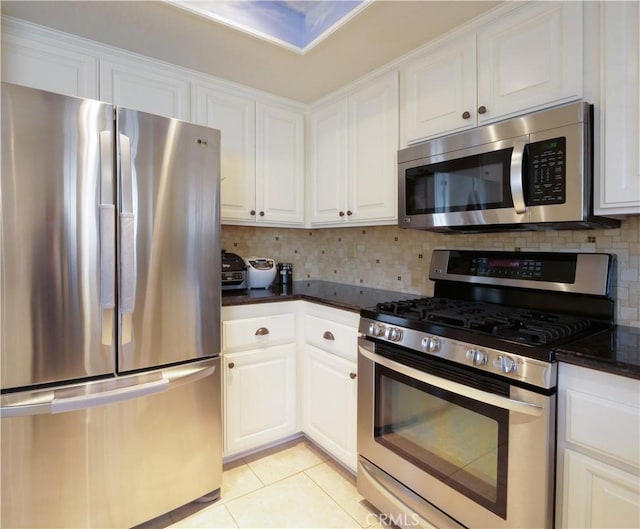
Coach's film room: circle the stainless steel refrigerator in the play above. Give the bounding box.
[1,82,222,528]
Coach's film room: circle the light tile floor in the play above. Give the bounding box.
[136,438,384,529]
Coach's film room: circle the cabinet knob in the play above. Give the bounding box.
[339,211,345,217]
[228,362,235,369]
[259,211,265,217]
[255,327,270,336]
[349,372,357,380]
[250,210,256,216]
[478,105,487,115]
[346,210,353,216]
[462,111,471,119]
[323,331,335,341]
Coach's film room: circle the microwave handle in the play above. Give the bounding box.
[510,141,527,214]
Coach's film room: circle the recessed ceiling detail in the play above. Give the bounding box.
[167,0,370,54]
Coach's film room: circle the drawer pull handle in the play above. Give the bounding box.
[255,327,270,336]
[349,372,357,380]
[228,362,235,369]
[323,331,335,341]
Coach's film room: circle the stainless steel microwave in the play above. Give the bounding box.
[398,102,620,232]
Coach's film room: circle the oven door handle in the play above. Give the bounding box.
[359,346,544,417]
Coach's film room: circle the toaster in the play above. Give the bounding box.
[245,257,277,289]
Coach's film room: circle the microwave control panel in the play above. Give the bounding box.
[527,137,566,205]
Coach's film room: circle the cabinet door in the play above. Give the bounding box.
[562,449,640,529]
[309,98,349,225]
[256,103,305,225]
[303,345,357,471]
[476,1,582,123]
[348,71,399,224]
[100,56,190,120]
[1,23,98,99]
[224,344,296,455]
[597,1,640,214]
[400,34,476,144]
[194,85,257,222]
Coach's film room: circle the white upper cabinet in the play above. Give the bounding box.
[400,1,583,145]
[256,102,305,226]
[476,1,582,124]
[309,71,398,227]
[99,55,190,120]
[1,19,98,99]
[596,1,640,215]
[194,84,257,222]
[400,34,476,142]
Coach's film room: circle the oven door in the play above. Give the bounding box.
[399,136,530,231]
[357,338,556,529]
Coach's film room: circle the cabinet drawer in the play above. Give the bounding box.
[223,314,295,351]
[565,388,640,469]
[304,315,357,361]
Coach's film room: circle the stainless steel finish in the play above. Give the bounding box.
[359,343,543,416]
[509,141,527,214]
[323,331,336,341]
[398,101,618,231]
[1,358,222,529]
[117,108,221,373]
[400,136,530,229]
[1,83,115,389]
[2,84,223,528]
[429,249,614,297]
[358,339,556,529]
[358,457,466,529]
[255,327,270,336]
[358,318,555,389]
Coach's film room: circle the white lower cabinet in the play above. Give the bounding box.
[301,304,359,471]
[556,363,640,528]
[222,303,297,457]
[303,345,357,471]
[224,344,296,456]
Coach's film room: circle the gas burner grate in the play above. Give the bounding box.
[374,297,592,345]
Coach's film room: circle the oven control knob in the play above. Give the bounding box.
[385,326,403,342]
[494,355,518,374]
[466,349,488,366]
[368,322,385,337]
[421,336,441,353]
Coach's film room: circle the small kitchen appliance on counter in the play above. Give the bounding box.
[245,257,277,289]
[222,250,247,291]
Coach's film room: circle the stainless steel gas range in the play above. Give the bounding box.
[357,249,615,529]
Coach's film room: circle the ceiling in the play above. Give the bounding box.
[1,0,502,104]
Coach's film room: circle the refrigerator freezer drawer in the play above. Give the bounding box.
[0,357,222,528]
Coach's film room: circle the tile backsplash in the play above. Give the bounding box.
[222,216,640,328]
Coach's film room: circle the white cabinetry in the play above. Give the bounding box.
[99,55,190,120]
[301,304,359,471]
[255,102,305,226]
[400,1,583,144]
[1,18,98,98]
[309,71,398,226]
[222,303,297,456]
[556,363,640,529]
[596,1,640,215]
[193,84,256,222]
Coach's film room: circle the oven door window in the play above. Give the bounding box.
[374,364,509,518]
[405,148,513,215]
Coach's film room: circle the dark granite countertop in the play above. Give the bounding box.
[556,325,640,380]
[223,280,640,380]
[222,280,422,313]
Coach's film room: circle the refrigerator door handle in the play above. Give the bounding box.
[162,363,216,388]
[51,378,169,414]
[0,392,54,418]
[100,130,116,346]
[119,133,136,344]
